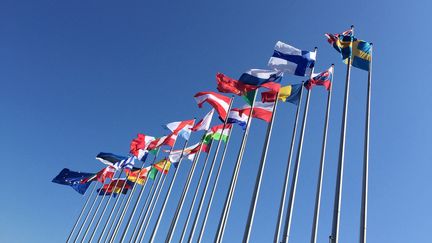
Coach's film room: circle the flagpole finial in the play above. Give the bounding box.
[331,63,335,66]
[351,25,355,29]
[370,42,373,45]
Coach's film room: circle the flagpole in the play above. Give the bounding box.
[360,43,372,243]
[330,25,354,243]
[274,85,304,243]
[215,90,258,243]
[74,169,123,243]
[66,181,98,243]
[119,151,161,243]
[179,142,213,243]
[129,171,160,242]
[149,133,193,243]
[96,169,128,243]
[243,93,279,242]
[311,65,334,243]
[165,131,210,242]
[196,127,233,243]
[186,97,234,243]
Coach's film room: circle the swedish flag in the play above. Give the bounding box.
[325,30,354,60]
[347,40,372,71]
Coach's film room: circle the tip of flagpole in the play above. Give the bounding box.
[370,42,373,45]
[331,63,335,66]
[314,46,318,50]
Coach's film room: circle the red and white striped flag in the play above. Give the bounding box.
[194,92,231,121]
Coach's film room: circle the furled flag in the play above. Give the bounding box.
[325,29,354,60]
[52,168,95,195]
[153,159,171,174]
[163,120,195,140]
[148,167,158,180]
[191,109,214,132]
[194,92,231,121]
[130,134,155,161]
[204,124,233,143]
[261,84,303,105]
[348,40,372,71]
[268,41,316,76]
[227,108,249,130]
[81,166,116,184]
[239,101,274,123]
[96,153,136,172]
[98,179,132,196]
[127,166,151,185]
[305,66,334,90]
[238,69,283,86]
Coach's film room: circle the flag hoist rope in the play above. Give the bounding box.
[215,90,258,243]
[330,25,354,243]
[310,64,334,243]
[283,47,317,243]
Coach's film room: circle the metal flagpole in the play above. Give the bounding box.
[282,87,312,243]
[360,43,372,243]
[187,97,234,242]
[148,134,193,243]
[66,181,98,243]
[165,130,211,242]
[129,170,160,243]
[179,142,213,243]
[243,93,279,242]
[330,25,354,243]
[96,170,128,243]
[274,85,304,243]
[119,151,161,243]
[310,65,334,243]
[74,169,123,243]
[215,90,258,243]
[196,127,233,243]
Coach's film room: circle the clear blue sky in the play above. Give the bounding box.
[1,0,431,242]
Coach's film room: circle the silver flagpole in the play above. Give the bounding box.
[274,85,304,243]
[96,170,128,243]
[360,43,372,243]
[148,134,193,243]
[215,90,258,243]
[119,151,161,243]
[196,127,233,243]
[243,92,279,242]
[311,65,334,243]
[129,170,160,243]
[74,169,123,243]
[188,97,234,242]
[330,25,354,243]
[283,47,317,242]
[179,142,213,243]
[66,181,98,243]
[165,130,210,242]
[282,88,312,243]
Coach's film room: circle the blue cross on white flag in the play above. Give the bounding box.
[268,41,316,77]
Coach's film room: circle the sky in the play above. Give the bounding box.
[1,0,431,242]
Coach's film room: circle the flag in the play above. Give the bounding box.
[52,168,95,195]
[242,90,256,106]
[96,152,128,169]
[305,66,334,90]
[98,179,131,196]
[130,134,155,160]
[116,156,136,173]
[239,101,274,122]
[325,29,354,60]
[127,166,151,185]
[168,143,205,166]
[81,166,116,184]
[261,84,302,105]
[227,108,248,130]
[163,120,195,140]
[238,69,283,86]
[191,109,214,132]
[194,92,231,121]
[153,159,171,174]
[208,124,232,142]
[268,41,316,77]
[148,167,158,180]
[216,72,258,95]
[348,40,372,71]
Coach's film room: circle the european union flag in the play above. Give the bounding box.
[52,168,95,195]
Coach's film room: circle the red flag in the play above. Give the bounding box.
[238,102,274,123]
[216,73,258,95]
[194,91,231,121]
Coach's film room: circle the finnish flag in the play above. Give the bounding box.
[268,41,316,77]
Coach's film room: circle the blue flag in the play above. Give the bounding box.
[52,168,95,195]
